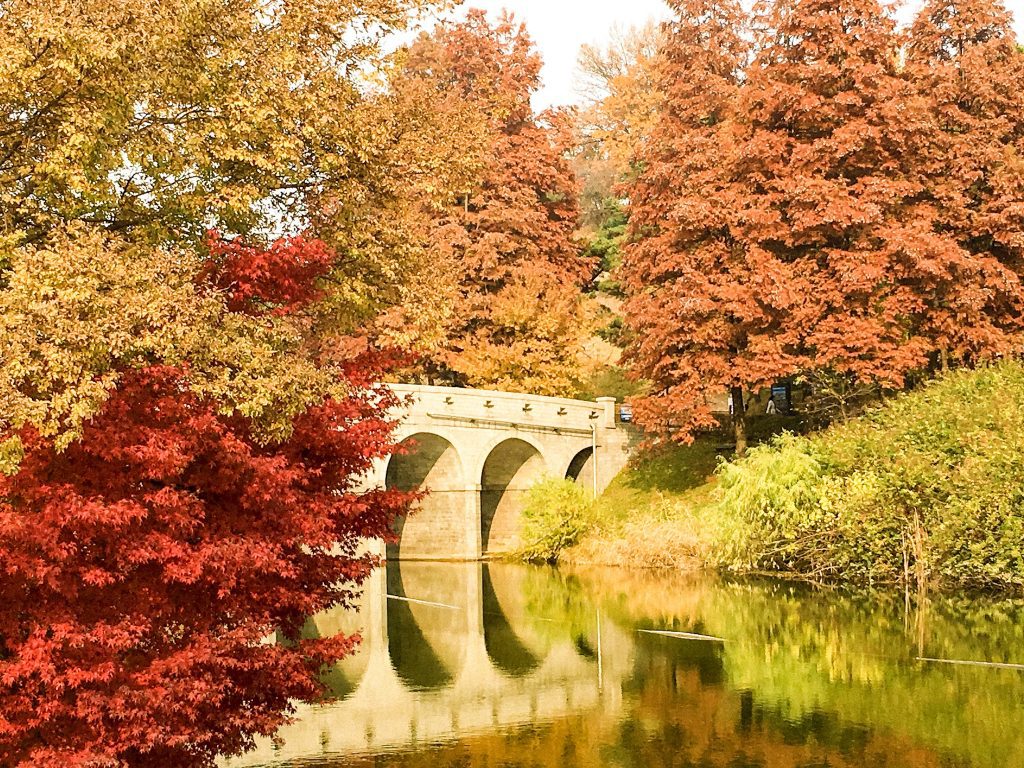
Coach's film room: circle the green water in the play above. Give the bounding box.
[223,563,1024,768]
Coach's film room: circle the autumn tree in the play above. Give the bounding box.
[624,0,1013,453]
[737,0,1024,400]
[388,10,594,396]
[0,0,438,250]
[0,231,417,767]
[0,364,406,768]
[0,0,446,452]
[730,0,944,414]
[0,0,443,763]
[622,0,758,452]
[574,22,665,231]
[569,22,667,401]
[904,0,1024,366]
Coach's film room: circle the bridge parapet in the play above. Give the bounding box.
[387,384,618,436]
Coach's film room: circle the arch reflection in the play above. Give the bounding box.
[228,563,608,765]
[482,565,541,677]
[385,562,467,690]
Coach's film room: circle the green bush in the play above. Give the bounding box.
[715,433,829,570]
[518,477,595,563]
[712,361,1024,592]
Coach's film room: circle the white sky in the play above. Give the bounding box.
[433,0,1024,109]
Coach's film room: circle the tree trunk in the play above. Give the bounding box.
[731,385,748,458]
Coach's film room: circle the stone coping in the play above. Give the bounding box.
[385,383,616,410]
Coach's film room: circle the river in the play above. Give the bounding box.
[222,562,1024,768]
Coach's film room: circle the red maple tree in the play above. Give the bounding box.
[202,231,336,316]
[0,239,409,767]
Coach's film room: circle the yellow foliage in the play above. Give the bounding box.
[0,0,461,461]
[0,226,339,451]
[455,272,596,397]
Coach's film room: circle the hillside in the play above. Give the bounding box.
[568,362,1024,593]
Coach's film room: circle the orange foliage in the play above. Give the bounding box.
[623,0,760,445]
[392,10,595,396]
[905,0,1024,362]
[623,0,1024,446]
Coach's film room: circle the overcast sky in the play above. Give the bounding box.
[433,0,1024,109]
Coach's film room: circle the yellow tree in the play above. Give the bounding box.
[571,22,666,402]
[0,0,445,456]
[574,22,665,230]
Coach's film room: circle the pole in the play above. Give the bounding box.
[591,422,599,500]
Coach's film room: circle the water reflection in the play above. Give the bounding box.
[482,565,543,677]
[223,565,1024,768]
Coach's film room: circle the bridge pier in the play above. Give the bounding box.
[463,483,483,560]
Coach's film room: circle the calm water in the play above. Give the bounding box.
[222,563,1024,768]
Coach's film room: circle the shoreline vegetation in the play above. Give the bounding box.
[527,361,1024,596]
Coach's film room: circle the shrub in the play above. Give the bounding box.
[519,477,595,563]
[715,433,829,571]
[711,361,1024,592]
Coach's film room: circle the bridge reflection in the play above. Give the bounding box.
[224,563,625,765]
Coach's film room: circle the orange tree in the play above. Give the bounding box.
[623,0,1024,452]
[905,0,1024,366]
[388,10,595,396]
[621,0,759,452]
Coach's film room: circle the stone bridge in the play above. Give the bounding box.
[366,385,632,560]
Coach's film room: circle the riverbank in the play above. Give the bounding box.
[560,438,720,570]
[563,361,1024,593]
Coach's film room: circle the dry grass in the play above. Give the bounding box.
[562,516,707,569]
[563,439,723,570]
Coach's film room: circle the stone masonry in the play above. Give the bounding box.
[363,385,632,560]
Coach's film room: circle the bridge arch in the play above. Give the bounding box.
[307,606,371,701]
[371,385,630,560]
[565,446,595,490]
[480,437,547,556]
[385,433,466,560]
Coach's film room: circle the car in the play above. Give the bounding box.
[618,404,633,423]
